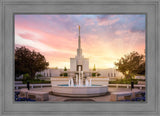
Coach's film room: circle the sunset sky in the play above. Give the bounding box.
[15,14,145,69]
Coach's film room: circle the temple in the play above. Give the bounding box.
[70,25,89,72]
[36,26,123,79]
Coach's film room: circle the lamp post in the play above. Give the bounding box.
[27,81,30,90]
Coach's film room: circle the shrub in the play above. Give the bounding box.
[22,79,50,84]
[64,73,68,77]
[109,78,140,84]
[92,73,96,77]
[23,73,30,80]
[97,73,101,76]
[36,74,43,78]
[60,73,63,76]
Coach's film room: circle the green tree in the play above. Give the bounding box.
[64,67,67,71]
[92,73,101,77]
[23,73,30,80]
[36,74,43,79]
[15,46,49,79]
[114,51,145,79]
[64,73,68,77]
[93,64,96,71]
[92,73,96,77]
[63,67,68,76]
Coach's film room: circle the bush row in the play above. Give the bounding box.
[109,78,145,84]
[22,79,50,84]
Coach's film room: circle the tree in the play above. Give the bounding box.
[92,73,101,77]
[114,51,145,79]
[15,46,49,79]
[93,64,96,71]
[63,67,68,77]
[64,67,67,71]
[92,73,96,77]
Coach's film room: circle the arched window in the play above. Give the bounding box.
[114,73,116,77]
[108,73,110,77]
[111,73,113,77]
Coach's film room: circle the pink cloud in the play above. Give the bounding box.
[15,20,78,53]
[18,32,35,40]
[15,15,145,69]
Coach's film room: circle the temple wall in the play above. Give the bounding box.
[70,58,76,71]
[51,77,69,86]
[83,58,89,71]
[88,77,109,86]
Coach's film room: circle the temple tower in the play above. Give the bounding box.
[70,26,89,72]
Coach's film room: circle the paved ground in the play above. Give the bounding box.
[29,87,135,102]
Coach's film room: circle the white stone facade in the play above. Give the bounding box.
[70,58,76,71]
[36,68,63,77]
[70,26,89,72]
[96,68,123,78]
[51,77,69,86]
[88,77,109,86]
[70,57,89,72]
[37,68,123,79]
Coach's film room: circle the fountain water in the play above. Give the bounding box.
[51,26,108,97]
[71,78,74,86]
[70,66,90,87]
[68,78,74,87]
[85,79,89,86]
[51,66,108,97]
[68,79,71,86]
[89,79,92,86]
[76,74,78,85]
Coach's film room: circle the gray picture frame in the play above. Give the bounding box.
[0,0,159,116]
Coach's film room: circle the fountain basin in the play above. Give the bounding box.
[52,85,108,97]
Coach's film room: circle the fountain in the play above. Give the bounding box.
[68,78,74,87]
[85,79,89,86]
[51,26,108,97]
[51,66,108,97]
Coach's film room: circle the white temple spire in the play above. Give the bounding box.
[77,25,82,57]
[78,25,81,49]
[70,26,89,72]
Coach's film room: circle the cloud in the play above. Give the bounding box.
[97,15,119,26]
[84,18,95,26]
[97,15,112,20]
[130,15,145,33]
[15,35,57,52]
[130,25,145,33]
[15,14,145,68]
